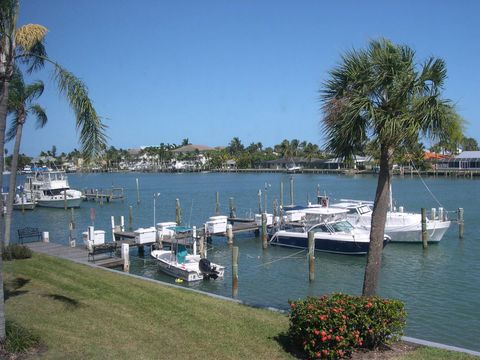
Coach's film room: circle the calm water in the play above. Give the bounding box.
[8,172,480,351]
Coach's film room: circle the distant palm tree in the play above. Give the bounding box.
[321,39,462,296]
[4,70,46,244]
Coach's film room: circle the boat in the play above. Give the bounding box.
[151,246,225,282]
[23,169,83,208]
[13,193,36,210]
[269,207,389,255]
[330,200,451,242]
[151,226,225,282]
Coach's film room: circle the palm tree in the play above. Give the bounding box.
[4,70,46,244]
[321,39,462,296]
[0,0,107,208]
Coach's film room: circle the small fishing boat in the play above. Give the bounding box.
[269,207,389,255]
[13,194,36,210]
[330,200,451,242]
[151,246,224,282]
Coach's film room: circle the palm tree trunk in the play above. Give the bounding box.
[4,119,24,246]
[362,144,392,296]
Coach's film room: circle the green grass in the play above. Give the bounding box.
[4,254,478,359]
[395,347,478,360]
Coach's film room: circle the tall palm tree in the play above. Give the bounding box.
[0,0,107,207]
[321,39,462,296]
[4,70,46,245]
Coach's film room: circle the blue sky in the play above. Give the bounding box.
[15,0,480,156]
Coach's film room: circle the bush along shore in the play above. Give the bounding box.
[3,253,479,359]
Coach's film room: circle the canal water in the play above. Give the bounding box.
[8,172,480,351]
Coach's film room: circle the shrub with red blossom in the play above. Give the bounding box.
[288,293,406,359]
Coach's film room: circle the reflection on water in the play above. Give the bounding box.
[7,172,480,351]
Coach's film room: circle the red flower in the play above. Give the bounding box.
[335,336,341,342]
[315,352,321,358]
[290,303,295,309]
[321,336,327,342]
[321,330,327,337]
[313,329,320,336]
[322,349,329,357]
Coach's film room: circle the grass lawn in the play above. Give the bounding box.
[4,254,478,359]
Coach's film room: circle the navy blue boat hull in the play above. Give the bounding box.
[271,234,386,255]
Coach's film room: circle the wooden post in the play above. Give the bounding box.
[421,208,428,248]
[229,197,236,219]
[136,178,140,204]
[458,208,464,239]
[138,245,144,257]
[308,231,315,281]
[69,208,76,247]
[111,216,116,242]
[227,224,234,245]
[232,246,239,298]
[64,189,67,210]
[430,207,436,221]
[121,243,130,272]
[289,176,294,206]
[199,224,205,259]
[280,181,284,208]
[273,198,278,225]
[262,213,268,249]
[129,206,133,231]
[215,192,220,215]
[257,190,262,214]
[176,198,181,225]
[192,226,197,255]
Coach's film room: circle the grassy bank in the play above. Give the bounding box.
[4,254,478,359]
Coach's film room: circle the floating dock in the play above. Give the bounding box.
[83,187,125,202]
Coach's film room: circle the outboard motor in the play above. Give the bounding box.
[199,258,219,280]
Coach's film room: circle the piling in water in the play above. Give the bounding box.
[129,206,133,231]
[232,246,239,298]
[122,243,130,272]
[421,208,428,249]
[176,198,181,226]
[261,213,268,249]
[308,231,315,282]
[227,224,234,245]
[458,208,464,239]
[215,192,220,215]
[290,176,294,205]
[229,197,236,219]
[136,178,140,204]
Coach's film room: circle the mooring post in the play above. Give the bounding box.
[290,176,294,206]
[120,216,125,232]
[64,189,67,211]
[192,226,197,255]
[227,224,234,245]
[176,198,182,225]
[273,198,278,225]
[129,206,133,231]
[69,208,76,247]
[138,245,145,257]
[136,178,140,204]
[421,208,428,248]
[458,208,464,239]
[199,224,206,258]
[431,207,436,221]
[257,190,262,214]
[308,230,315,282]
[280,181,284,208]
[111,216,116,242]
[262,213,268,249]
[229,197,236,219]
[121,243,130,272]
[232,246,239,298]
[215,192,220,215]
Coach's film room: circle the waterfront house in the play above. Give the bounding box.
[438,151,480,170]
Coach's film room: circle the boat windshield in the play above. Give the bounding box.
[330,221,354,233]
[356,205,371,215]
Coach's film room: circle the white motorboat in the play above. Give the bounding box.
[330,200,451,242]
[13,193,36,210]
[269,207,389,255]
[151,246,225,282]
[23,170,83,208]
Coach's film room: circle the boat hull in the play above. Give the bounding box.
[385,221,451,242]
[270,232,386,255]
[36,197,83,208]
[13,202,36,210]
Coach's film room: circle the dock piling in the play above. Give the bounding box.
[215,192,220,215]
[458,208,464,239]
[110,216,115,242]
[290,176,294,205]
[421,208,428,248]
[129,206,133,231]
[64,189,67,211]
[229,197,236,219]
[136,178,140,204]
[227,224,234,245]
[175,198,182,225]
[121,243,130,272]
[120,216,125,232]
[193,226,197,255]
[261,213,268,249]
[232,246,239,298]
[69,208,76,248]
[308,231,315,282]
[280,181,284,208]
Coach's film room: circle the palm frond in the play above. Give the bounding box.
[52,64,107,159]
[15,24,47,52]
[24,80,44,102]
[5,113,20,142]
[29,103,47,128]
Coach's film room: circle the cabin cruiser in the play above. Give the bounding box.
[269,207,389,255]
[330,200,451,242]
[23,170,83,208]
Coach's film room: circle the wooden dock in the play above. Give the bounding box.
[83,187,125,202]
[24,241,124,268]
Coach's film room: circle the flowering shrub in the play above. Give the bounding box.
[288,293,406,359]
